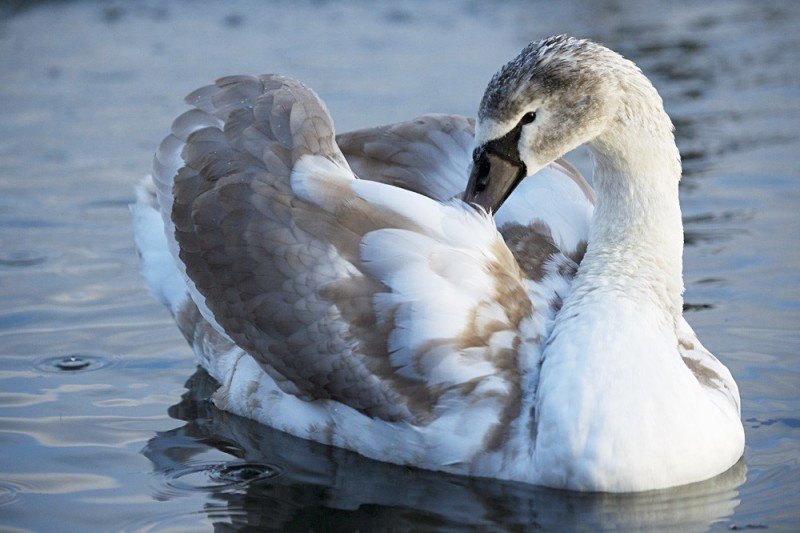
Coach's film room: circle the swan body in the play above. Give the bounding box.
[133,36,744,491]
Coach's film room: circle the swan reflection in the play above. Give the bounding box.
[142,369,745,530]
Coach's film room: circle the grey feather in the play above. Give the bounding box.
[168,75,435,422]
[336,113,475,201]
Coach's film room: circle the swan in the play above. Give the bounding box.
[132,35,744,492]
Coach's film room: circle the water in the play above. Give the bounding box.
[0,0,798,530]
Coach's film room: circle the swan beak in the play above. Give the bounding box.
[465,145,528,213]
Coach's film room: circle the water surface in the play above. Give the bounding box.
[1,0,798,530]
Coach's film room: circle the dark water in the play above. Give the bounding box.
[1,0,798,530]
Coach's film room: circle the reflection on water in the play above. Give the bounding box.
[0,0,799,530]
[143,370,747,531]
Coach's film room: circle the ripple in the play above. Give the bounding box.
[0,473,117,504]
[0,252,47,267]
[0,481,19,507]
[33,354,115,373]
[121,509,214,533]
[159,461,280,495]
[745,417,800,429]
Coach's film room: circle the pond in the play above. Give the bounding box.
[1,0,798,530]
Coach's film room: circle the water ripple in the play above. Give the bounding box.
[0,481,19,507]
[156,461,281,497]
[33,354,115,374]
[120,509,220,533]
[165,463,280,492]
[0,253,47,267]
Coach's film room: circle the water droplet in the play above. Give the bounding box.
[34,354,113,373]
[56,356,91,371]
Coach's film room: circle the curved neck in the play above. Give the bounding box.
[577,91,684,317]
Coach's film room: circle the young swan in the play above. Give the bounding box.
[134,34,744,494]
[466,35,744,491]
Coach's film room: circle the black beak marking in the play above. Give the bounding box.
[473,148,491,192]
[466,121,529,212]
[482,121,526,169]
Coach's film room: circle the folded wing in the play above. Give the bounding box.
[153,75,546,424]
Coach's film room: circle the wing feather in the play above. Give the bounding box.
[336,114,475,201]
[677,317,741,415]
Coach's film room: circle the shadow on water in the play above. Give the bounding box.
[142,369,747,531]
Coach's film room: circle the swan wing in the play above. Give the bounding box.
[336,114,475,201]
[153,74,544,424]
[677,317,741,416]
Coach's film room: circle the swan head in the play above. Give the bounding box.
[465,35,630,212]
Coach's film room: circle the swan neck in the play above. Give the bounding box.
[580,96,684,316]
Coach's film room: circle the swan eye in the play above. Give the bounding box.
[520,111,537,125]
